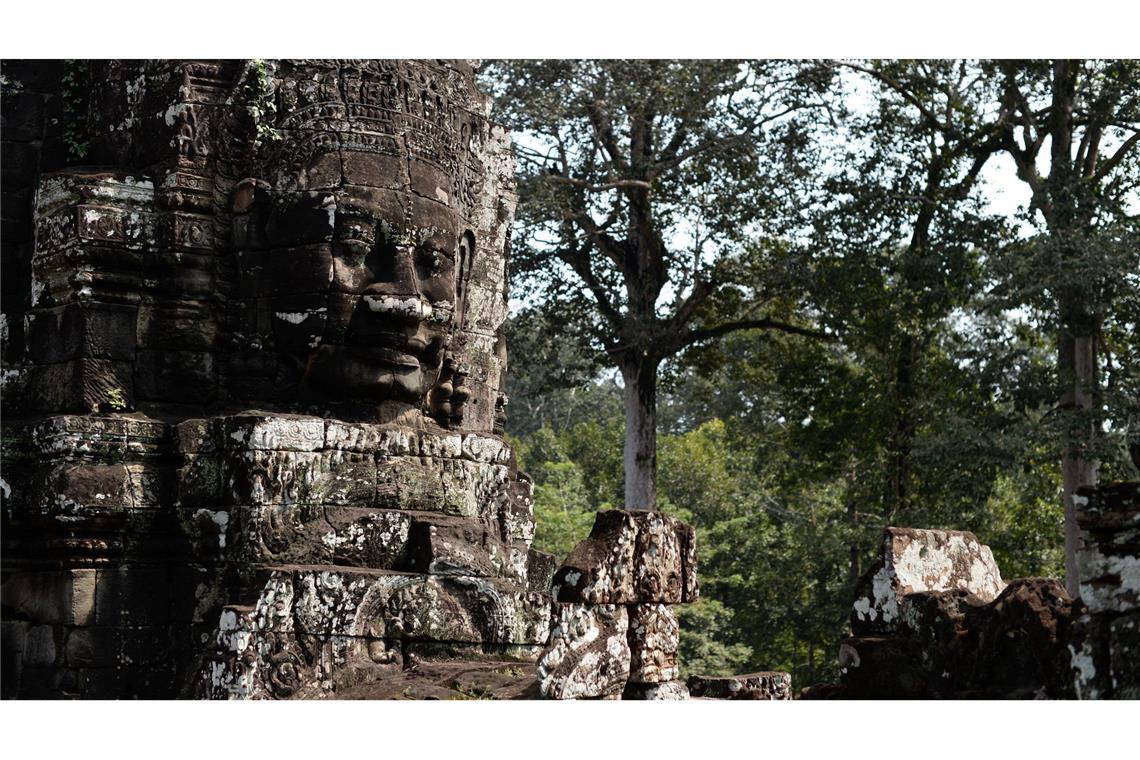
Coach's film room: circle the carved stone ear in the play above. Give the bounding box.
[455,229,476,327]
[231,178,273,249]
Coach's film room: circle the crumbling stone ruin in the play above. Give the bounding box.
[5,59,1135,703]
[535,509,698,699]
[822,527,1080,698]
[803,495,1140,699]
[1,59,556,699]
[1068,482,1139,699]
[533,509,793,700]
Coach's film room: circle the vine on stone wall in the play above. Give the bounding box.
[60,59,91,160]
[241,59,281,156]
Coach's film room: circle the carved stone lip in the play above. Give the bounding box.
[336,238,375,257]
[350,344,425,369]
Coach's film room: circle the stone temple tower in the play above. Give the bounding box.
[1,60,555,699]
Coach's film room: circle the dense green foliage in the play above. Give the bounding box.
[508,328,1069,686]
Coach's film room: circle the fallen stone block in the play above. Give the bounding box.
[686,671,792,700]
[623,680,689,700]
[851,527,1005,635]
[536,603,630,699]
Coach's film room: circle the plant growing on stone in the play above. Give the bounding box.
[241,59,281,155]
[60,59,90,159]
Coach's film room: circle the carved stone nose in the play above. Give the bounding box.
[362,243,420,298]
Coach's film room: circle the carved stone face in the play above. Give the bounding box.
[235,150,474,409]
[309,175,462,404]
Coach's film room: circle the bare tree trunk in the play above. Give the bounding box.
[888,335,916,524]
[622,353,658,511]
[847,492,861,584]
[1060,330,1099,595]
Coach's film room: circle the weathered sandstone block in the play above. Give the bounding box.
[536,603,630,699]
[833,527,1082,699]
[851,527,1005,635]
[551,510,697,604]
[627,603,679,683]
[686,671,792,700]
[2,59,537,699]
[405,514,513,578]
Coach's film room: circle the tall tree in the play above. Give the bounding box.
[815,60,1010,524]
[481,60,834,510]
[991,60,1140,593]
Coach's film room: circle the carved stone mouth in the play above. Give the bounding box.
[352,345,423,369]
[337,237,373,255]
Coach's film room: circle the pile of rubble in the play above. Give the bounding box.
[806,527,1081,699]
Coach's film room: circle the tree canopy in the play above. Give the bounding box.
[488,59,1140,688]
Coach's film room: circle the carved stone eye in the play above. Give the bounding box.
[417,247,443,277]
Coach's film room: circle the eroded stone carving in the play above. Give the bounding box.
[536,509,699,700]
[536,603,631,700]
[0,59,548,700]
[551,509,698,605]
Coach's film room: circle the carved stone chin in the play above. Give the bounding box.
[1,60,539,700]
